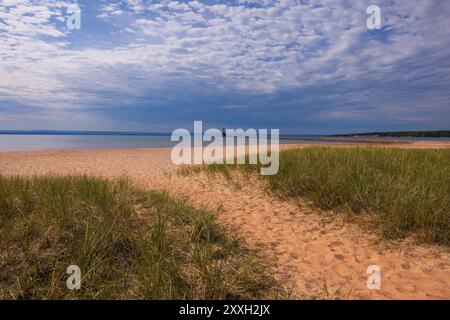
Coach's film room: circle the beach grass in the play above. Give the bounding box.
[184,147,450,245]
[0,175,277,300]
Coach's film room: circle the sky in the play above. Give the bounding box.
[0,0,449,134]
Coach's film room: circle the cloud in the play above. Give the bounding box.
[0,0,449,131]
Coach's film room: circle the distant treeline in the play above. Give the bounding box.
[335,130,450,138]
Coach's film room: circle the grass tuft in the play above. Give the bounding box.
[184,147,450,245]
[0,175,278,299]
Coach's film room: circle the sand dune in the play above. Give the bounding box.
[1,143,449,299]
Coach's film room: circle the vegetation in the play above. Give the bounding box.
[185,147,450,245]
[334,130,450,138]
[0,175,277,300]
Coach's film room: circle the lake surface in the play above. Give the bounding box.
[0,134,449,152]
[0,135,177,152]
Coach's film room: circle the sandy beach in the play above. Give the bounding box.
[1,141,450,299]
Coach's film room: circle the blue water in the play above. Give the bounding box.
[0,133,449,152]
[0,134,299,151]
[0,134,176,151]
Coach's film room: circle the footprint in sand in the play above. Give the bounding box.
[290,252,300,260]
[395,284,417,294]
[334,254,345,261]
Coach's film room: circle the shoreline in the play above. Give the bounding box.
[280,137,413,144]
[1,139,450,155]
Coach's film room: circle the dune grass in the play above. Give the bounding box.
[0,175,277,300]
[183,147,450,245]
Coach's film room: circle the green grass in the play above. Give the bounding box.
[0,175,278,300]
[184,147,450,245]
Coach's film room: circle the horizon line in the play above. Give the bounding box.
[0,129,449,137]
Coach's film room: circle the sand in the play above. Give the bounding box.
[1,142,449,299]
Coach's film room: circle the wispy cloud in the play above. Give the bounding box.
[1,0,449,132]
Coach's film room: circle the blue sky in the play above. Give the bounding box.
[0,0,449,134]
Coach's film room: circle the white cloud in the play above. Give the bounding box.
[1,0,449,125]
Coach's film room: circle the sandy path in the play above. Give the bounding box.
[1,144,449,299]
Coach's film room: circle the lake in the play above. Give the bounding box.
[0,134,449,152]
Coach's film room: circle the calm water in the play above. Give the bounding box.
[0,134,300,151]
[0,134,449,152]
[0,135,177,152]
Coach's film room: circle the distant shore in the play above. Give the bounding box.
[332,130,450,138]
[279,136,411,144]
[2,129,450,138]
[1,132,450,152]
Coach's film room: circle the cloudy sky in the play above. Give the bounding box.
[1,0,449,134]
